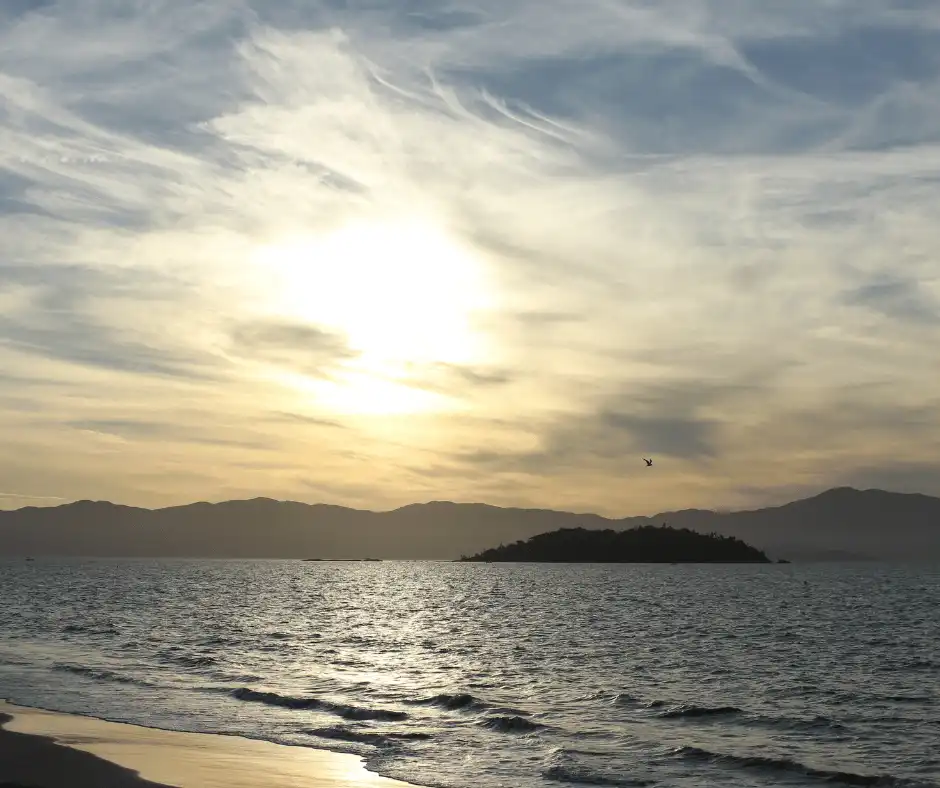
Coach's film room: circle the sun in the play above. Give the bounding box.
[250,217,494,414]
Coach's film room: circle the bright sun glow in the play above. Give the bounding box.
[280,367,452,416]
[251,217,494,414]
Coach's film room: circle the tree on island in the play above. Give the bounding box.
[459,524,770,563]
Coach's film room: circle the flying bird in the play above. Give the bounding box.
[643,458,653,466]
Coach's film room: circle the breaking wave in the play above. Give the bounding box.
[230,688,408,721]
[478,715,545,733]
[52,663,155,688]
[307,725,432,747]
[411,692,489,711]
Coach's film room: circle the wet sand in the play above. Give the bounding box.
[0,701,415,788]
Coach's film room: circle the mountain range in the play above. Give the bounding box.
[1,487,938,561]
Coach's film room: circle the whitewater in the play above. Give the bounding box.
[1,559,937,788]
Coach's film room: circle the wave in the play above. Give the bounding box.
[52,663,155,688]
[845,715,940,728]
[873,659,937,673]
[489,706,534,717]
[411,693,488,711]
[478,715,545,733]
[580,691,640,706]
[654,703,846,731]
[817,689,935,706]
[61,623,119,635]
[881,695,933,704]
[675,746,927,786]
[612,693,639,706]
[307,725,432,747]
[753,714,848,733]
[408,693,532,719]
[230,688,408,721]
[658,704,742,719]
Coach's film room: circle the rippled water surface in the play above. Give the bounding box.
[1,560,937,788]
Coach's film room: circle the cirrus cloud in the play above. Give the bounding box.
[1,0,939,514]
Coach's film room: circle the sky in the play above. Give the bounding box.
[1,0,939,515]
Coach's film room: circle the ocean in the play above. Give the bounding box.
[0,559,937,788]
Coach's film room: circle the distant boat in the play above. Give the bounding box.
[25,557,35,562]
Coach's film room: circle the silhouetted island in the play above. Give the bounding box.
[459,525,771,563]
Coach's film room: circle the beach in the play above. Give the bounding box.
[0,701,414,788]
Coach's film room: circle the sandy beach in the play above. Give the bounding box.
[0,701,415,788]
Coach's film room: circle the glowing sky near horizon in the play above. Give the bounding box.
[1,0,939,514]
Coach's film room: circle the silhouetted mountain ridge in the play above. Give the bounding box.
[1,487,938,560]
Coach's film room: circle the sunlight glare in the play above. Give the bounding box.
[252,217,494,414]
[254,218,492,367]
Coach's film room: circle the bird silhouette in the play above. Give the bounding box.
[643,458,653,466]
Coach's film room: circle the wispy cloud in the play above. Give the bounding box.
[2,0,939,513]
[0,492,67,501]
[230,319,357,378]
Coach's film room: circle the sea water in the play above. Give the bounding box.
[0,559,937,787]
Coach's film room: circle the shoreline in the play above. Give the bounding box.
[0,700,418,788]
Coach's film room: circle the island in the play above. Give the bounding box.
[458,525,771,563]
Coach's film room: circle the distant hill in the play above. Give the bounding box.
[460,525,770,563]
[0,487,938,560]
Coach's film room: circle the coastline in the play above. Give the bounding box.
[0,700,416,788]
